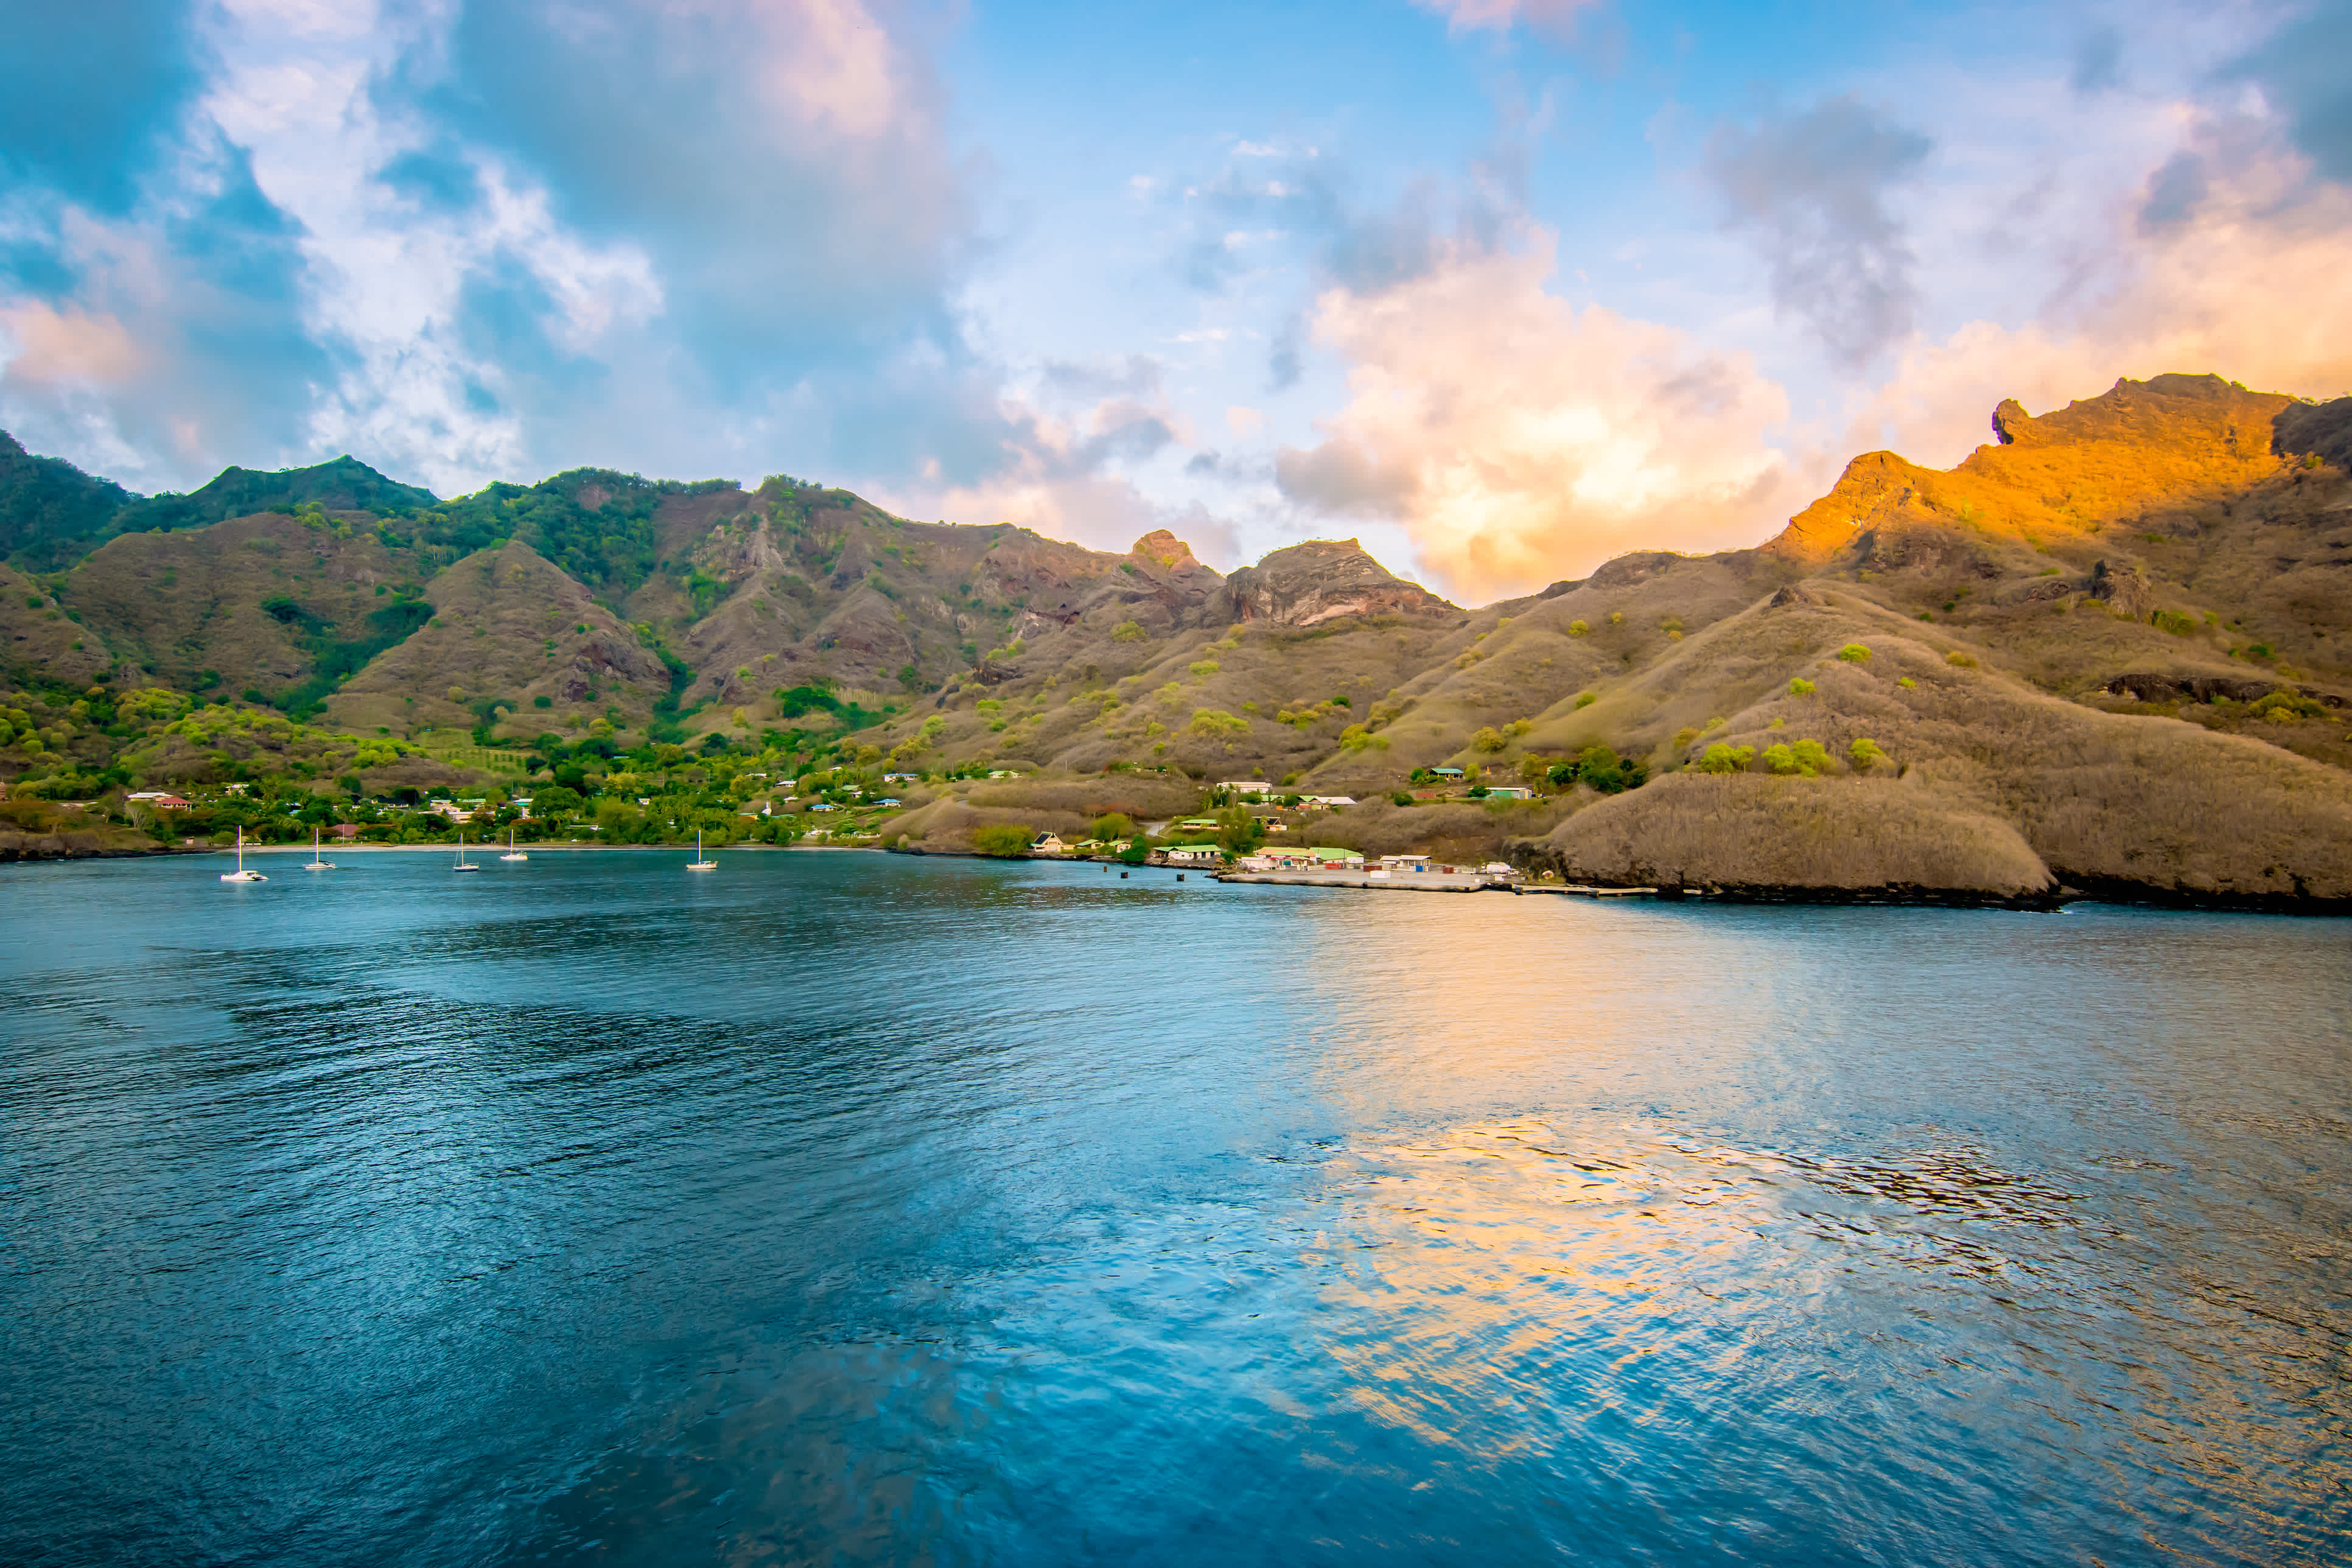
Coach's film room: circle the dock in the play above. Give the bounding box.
[1215,870,1496,892]
[1513,883,1658,898]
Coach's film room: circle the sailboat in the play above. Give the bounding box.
[304,826,335,871]
[220,825,267,883]
[687,829,716,871]
[452,833,480,873]
[499,826,528,863]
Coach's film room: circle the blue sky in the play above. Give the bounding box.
[2,0,2347,601]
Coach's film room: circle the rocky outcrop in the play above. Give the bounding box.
[2274,394,2352,471]
[1215,539,1452,628]
[2084,559,2157,619]
[2101,671,2341,706]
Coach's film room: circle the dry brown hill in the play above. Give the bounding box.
[324,540,674,737]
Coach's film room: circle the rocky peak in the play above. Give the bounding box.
[1130,530,1204,572]
[1216,537,1453,628]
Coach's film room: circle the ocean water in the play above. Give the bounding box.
[2,849,2348,1566]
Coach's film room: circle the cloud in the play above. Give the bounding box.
[2070,25,2124,96]
[1849,117,2352,467]
[0,0,204,217]
[1411,0,1601,37]
[1276,229,1796,602]
[1704,96,1933,368]
[2230,0,2352,184]
[0,302,147,389]
[869,354,1236,562]
[0,131,335,488]
[0,0,1076,508]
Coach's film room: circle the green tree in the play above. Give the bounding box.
[1694,743,1752,774]
[1471,725,1508,752]
[1215,805,1264,855]
[972,823,1033,857]
[1788,677,1816,696]
[1836,643,1872,663]
[1090,811,1134,841]
[1849,738,1889,769]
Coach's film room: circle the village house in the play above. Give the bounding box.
[1381,852,1434,873]
[126,791,190,810]
[1165,844,1222,865]
[1217,780,1273,795]
[1483,785,1535,800]
[1030,831,1069,855]
[1261,846,1365,871]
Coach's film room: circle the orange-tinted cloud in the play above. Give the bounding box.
[1276,233,1798,603]
[0,301,147,389]
[1850,124,2352,468]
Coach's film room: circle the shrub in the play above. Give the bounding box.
[1849,738,1888,769]
[1574,691,1597,709]
[1788,677,1815,696]
[1090,812,1134,841]
[1392,790,1414,806]
[2250,690,2326,722]
[2153,610,2197,636]
[1694,743,1752,774]
[1765,740,1835,777]
[1189,708,1248,735]
[1111,620,1147,643]
[1189,660,1219,677]
[1567,619,1591,637]
[1506,718,1533,738]
[1471,726,1508,752]
[1339,724,1390,752]
[1836,643,1872,663]
[1576,744,1642,794]
[533,694,552,708]
[971,824,1033,857]
[1945,650,1976,668]
[1897,677,1916,690]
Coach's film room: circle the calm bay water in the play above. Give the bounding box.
[3,850,2349,1566]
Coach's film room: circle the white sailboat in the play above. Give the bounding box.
[220,825,267,883]
[304,826,335,871]
[452,833,480,873]
[687,828,716,871]
[500,826,528,863]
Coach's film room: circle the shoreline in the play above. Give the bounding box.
[4,842,2345,912]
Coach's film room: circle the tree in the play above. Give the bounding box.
[1215,805,1263,855]
[1090,811,1133,842]
[1836,643,1872,663]
[972,824,1032,857]
[1849,738,1889,769]
[1694,743,1752,774]
[1791,739,1832,774]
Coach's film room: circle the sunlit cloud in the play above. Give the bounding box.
[1277,229,1796,602]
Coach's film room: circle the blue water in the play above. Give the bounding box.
[2,850,2349,1566]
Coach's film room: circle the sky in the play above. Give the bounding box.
[2,0,2349,604]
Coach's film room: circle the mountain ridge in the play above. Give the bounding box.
[5,369,2350,905]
